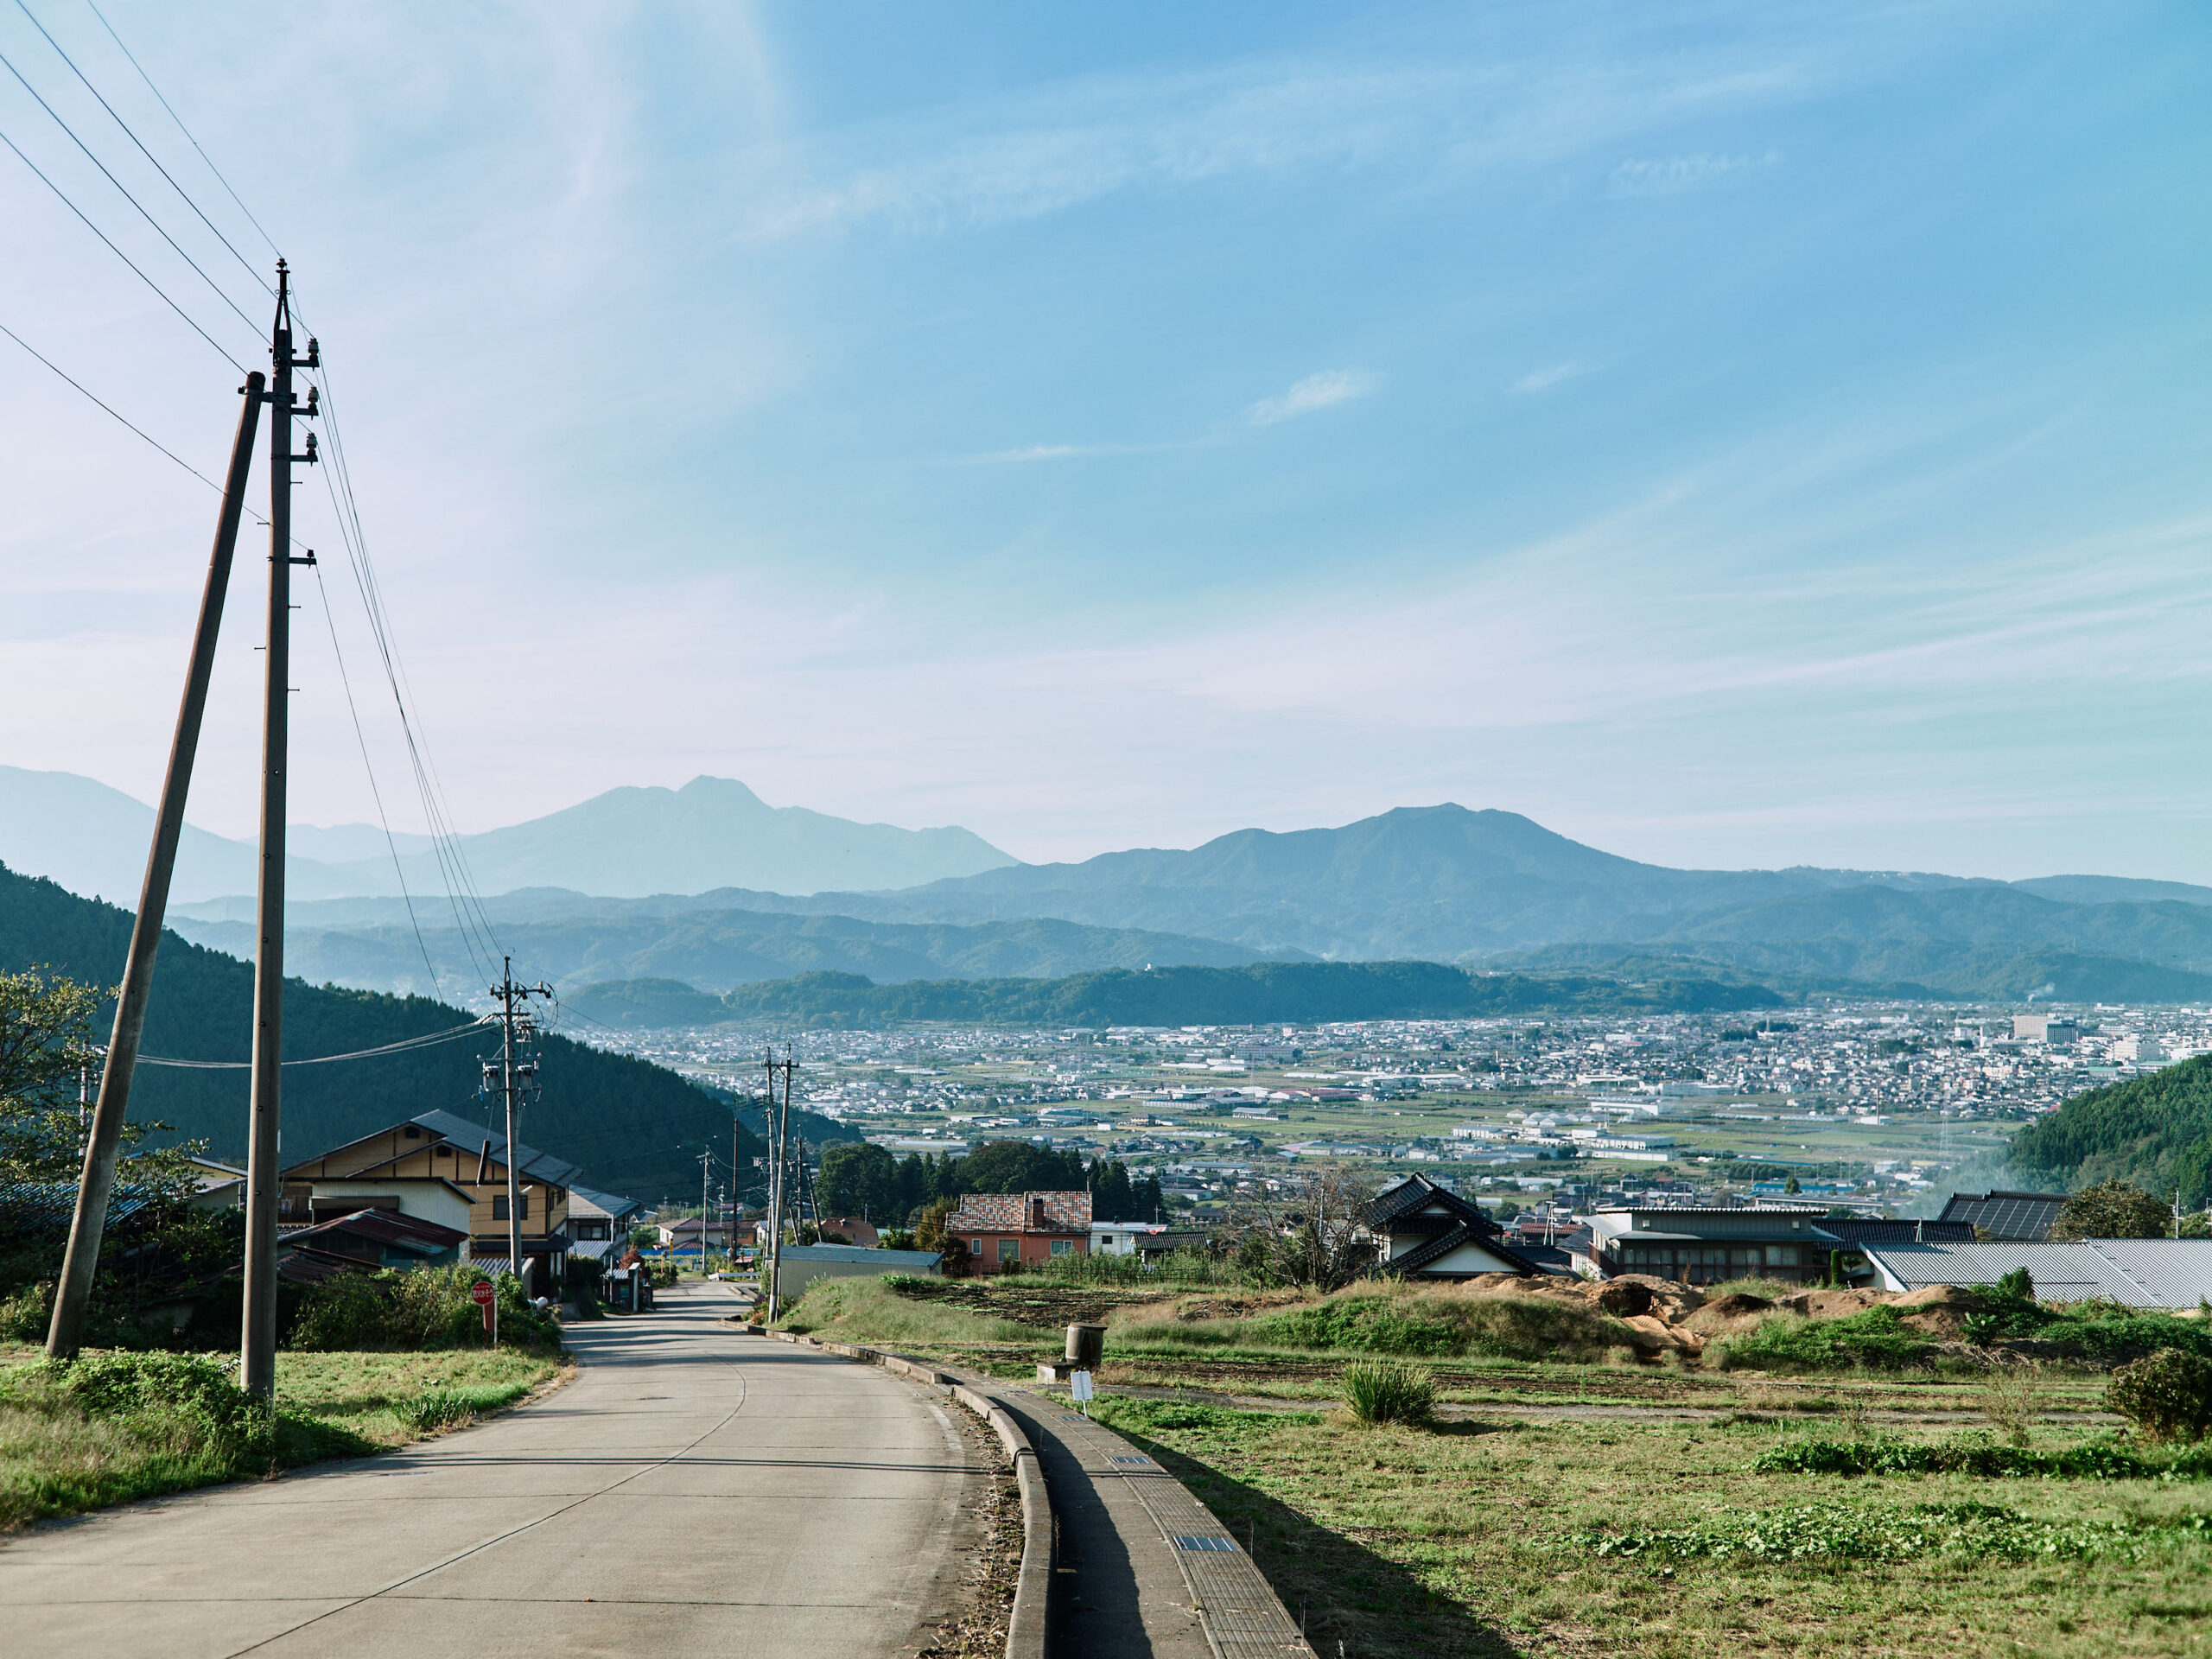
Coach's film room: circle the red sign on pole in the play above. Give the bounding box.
[473,1279,496,1338]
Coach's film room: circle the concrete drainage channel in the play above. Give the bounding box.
[742,1325,1315,1659]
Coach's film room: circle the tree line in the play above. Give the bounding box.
[814,1138,1164,1227]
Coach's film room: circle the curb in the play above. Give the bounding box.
[741,1326,1048,1659]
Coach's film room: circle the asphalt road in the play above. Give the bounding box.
[0,1283,986,1657]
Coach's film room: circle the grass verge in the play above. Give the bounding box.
[0,1344,556,1531]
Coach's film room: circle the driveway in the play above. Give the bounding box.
[0,1283,984,1656]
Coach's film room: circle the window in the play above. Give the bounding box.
[1765,1245,1800,1267]
[1050,1240,1073,1256]
[493,1194,530,1221]
[970,1238,985,1255]
[435,1146,452,1157]
[997,1238,1020,1262]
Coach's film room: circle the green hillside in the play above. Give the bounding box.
[699,960,1783,1028]
[0,861,840,1203]
[2008,1055,2212,1205]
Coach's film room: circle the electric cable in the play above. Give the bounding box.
[0,118,245,369]
[0,314,226,488]
[0,41,261,338]
[309,557,447,1000]
[15,0,273,297]
[137,1017,494,1069]
[82,0,281,260]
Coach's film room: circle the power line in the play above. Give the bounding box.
[0,314,226,487]
[135,1017,494,1069]
[310,559,446,1000]
[0,41,261,338]
[0,118,245,370]
[81,0,281,260]
[15,0,273,297]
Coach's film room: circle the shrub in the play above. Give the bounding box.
[1260,1297,1460,1357]
[2107,1349,2212,1442]
[1713,1306,1934,1372]
[1343,1358,1434,1426]
[285,1267,561,1354]
[1755,1433,2212,1479]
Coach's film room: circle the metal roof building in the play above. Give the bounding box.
[1860,1240,2212,1308]
[1936,1190,2068,1242]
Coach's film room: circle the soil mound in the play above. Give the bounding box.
[1681,1293,1777,1337]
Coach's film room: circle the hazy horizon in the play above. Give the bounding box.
[1,3,2206,880]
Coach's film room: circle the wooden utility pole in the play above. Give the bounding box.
[46,369,265,1360]
[242,264,316,1399]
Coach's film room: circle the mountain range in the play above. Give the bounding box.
[0,860,855,1198]
[0,769,1015,904]
[16,767,2212,1007]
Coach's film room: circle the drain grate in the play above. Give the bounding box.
[1176,1535,1238,1552]
[1110,1456,1151,1465]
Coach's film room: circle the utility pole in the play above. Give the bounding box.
[242,265,316,1400]
[764,1048,796,1321]
[700,1148,713,1274]
[46,372,265,1362]
[732,1113,744,1262]
[489,957,551,1287]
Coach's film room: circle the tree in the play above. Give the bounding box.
[817,1142,898,1220]
[0,967,105,1181]
[1783,1175,1802,1195]
[2054,1179,2173,1240]
[958,1140,1083,1194]
[1227,1165,1380,1291]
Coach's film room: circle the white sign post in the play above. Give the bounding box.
[1071,1370,1094,1417]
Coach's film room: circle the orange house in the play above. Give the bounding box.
[948,1190,1092,1274]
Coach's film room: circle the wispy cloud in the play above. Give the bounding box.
[1245,370,1378,427]
[1510,360,1598,396]
[1606,149,1782,197]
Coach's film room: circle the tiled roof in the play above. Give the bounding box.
[0,1179,157,1236]
[1368,1173,1498,1234]
[410,1109,582,1185]
[275,1207,468,1254]
[949,1190,1092,1232]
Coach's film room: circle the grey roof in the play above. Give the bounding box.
[1861,1240,2212,1309]
[1936,1190,2067,1242]
[1822,1217,1979,1247]
[410,1109,582,1186]
[779,1243,944,1268]
[570,1185,646,1223]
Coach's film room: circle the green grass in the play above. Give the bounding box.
[774,1275,1039,1345]
[1087,1376,2212,1658]
[0,1344,556,1531]
[1709,1306,1938,1372]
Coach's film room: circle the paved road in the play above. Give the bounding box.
[0,1284,986,1657]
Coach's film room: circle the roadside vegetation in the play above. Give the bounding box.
[0,1344,555,1531]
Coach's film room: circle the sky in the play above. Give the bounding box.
[0,1,2208,879]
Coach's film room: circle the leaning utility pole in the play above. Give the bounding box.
[490,958,551,1283]
[46,368,266,1361]
[763,1048,797,1320]
[242,265,316,1399]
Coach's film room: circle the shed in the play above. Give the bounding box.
[775,1243,943,1300]
[1367,1175,1543,1278]
[1859,1239,2212,1309]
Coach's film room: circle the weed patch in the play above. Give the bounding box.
[1574,1499,2209,1563]
[1756,1433,2212,1480]
[1713,1306,1935,1372]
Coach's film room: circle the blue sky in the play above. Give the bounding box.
[0,2,2207,876]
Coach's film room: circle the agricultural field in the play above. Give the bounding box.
[774,1272,2212,1656]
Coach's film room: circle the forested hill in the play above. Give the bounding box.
[0,861,854,1202]
[694,960,1784,1028]
[2008,1055,2212,1205]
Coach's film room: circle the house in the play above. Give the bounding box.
[180,1154,246,1210]
[567,1185,647,1262]
[948,1191,1092,1274]
[817,1216,880,1249]
[1586,1206,1842,1286]
[1937,1190,2069,1242]
[1859,1239,2212,1308]
[272,1207,469,1274]
[1090,1221,1207,1258]
[1367,1175,1545,1278]
[280,1109,581,1281]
